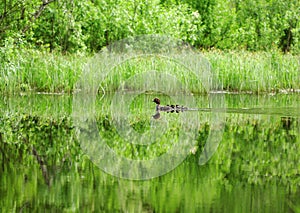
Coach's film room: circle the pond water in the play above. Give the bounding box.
[0,93,299,212]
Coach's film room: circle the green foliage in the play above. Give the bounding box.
[81,0,202,51]
[182,0,300,52]
[0,0,202,52]
[0,0,298,53]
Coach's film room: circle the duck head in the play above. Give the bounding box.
[152,98,160,105]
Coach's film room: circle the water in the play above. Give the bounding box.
[1,160,297,212]
[0,93,299,212]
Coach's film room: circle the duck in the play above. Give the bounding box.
[152,98,187,113]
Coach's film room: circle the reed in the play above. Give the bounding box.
[0,49,299,94]
[0,49,85,94]
[204,50,300,93]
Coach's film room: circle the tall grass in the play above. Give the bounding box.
[0,49,85,94]
[204,50,300,93]
[96,55,207,94]
[0,49,299,94]
[81,50,300,95]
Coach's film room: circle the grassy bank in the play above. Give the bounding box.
[0,49,86,94]
[0,49,299,94]
[204,50,300,93]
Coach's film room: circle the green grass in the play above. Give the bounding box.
[0,49,299,94]
[204,50,300,93]
[0,49,86,94]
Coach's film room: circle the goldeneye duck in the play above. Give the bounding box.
[153,98,174,112]
[152,98,186,113]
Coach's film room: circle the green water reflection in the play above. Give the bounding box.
[0,93,299,212]
[1,159,299,212]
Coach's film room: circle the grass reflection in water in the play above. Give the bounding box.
[0,93,299,212]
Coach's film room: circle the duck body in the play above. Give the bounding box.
[152,98,188,113]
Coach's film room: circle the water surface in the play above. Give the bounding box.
[0,93,299,212]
